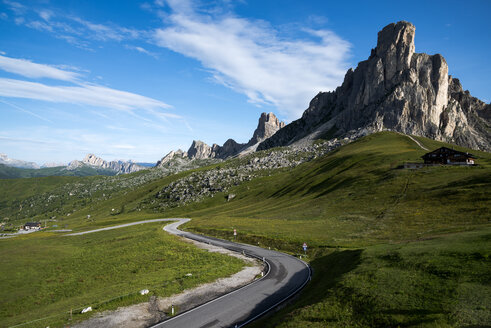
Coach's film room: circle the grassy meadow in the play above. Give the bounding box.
[164,132,490,327]
[1,132,490,327]
[252,228,490,328]
[0,222,246,328]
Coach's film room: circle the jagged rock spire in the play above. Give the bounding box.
[258,21,490,152]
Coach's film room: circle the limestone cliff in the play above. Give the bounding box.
[158,112,285,164]
[82,154,146,174]
[258,21,490,151]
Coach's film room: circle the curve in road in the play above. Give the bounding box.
[157,218,311,328]
[67,218,311,328]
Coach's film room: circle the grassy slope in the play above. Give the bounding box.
[166,132,490,248]
[256,229,490,328]
[158,132,489,327]
[0,164,117,179]
[1,132,490,327]
[0,222,245,328]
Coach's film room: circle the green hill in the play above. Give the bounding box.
[1,132,490,327]
[0,163,117,179]
[168,132,490,248]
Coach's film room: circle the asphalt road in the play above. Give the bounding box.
[66,218,311,328]
[156,218,311,328]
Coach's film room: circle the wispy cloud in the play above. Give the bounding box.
[38,9,54,21]
[0,52,175,120]
[3,0,25,15]
[0,135,51,145]
[0,98,53,122]
[70,16,141,42]
[0,54,81,81]
[125,45,158,58]
[3,1,145,48]
[0,78,171,111]
[153,0,351,119]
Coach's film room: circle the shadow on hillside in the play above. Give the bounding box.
[268,156,360,199]
[249,249,363,327]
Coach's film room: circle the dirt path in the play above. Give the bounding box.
[73,231,262,328]
[405,134,429,150]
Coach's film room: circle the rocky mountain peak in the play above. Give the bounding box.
[160,112,286,163]
[258,21,490,152]
[375,21,415,78]
[249,112,285,145]
[187,140,212,159]
[82,154,145,174]
[0,153,40,169]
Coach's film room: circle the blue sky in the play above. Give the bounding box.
[0,0,490,165]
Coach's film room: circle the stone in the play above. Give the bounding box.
[187,140,212,159]
[258,21,490,152]
[160,112,286,161]
[82,154,146,174]
[248,112,285,145]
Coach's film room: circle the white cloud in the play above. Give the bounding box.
[4,2,143,47]
[69,16,141,42]
[153,1,351,119]
[39,9,53,21]
[0,54,80,81]
[0,78,171,111]
[125,45,157,58]
[3,0,25,15]
[26,20,53,32]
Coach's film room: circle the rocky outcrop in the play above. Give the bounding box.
[187,141,213,160]
[159,112,285,164]
[66,160,84,170]
[156,149,188,166]
[248,112,285,145]
[148,138,342,210]
[258,21,490,151]
[82,154,146,174]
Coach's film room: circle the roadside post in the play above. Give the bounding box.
[303,242,307,255]
[233,228,237,241]
[171,304,174,316]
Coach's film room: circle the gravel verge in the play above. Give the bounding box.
[73,236,263,328]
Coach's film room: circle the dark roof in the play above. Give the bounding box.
[421,147,476,159]
[24,222,41,226]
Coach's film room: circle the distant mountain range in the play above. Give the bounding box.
[0,153,40,169]
[0,163,117,179]
[68,154,146,174]
[0,153,148,179]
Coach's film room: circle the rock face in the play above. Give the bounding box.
[258,21,490,151]
[248,112,286,145]
[82,154,146,174]
[158,112,285,164]
[156,149,188,166]
[187,141,213,160]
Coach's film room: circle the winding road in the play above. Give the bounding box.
[68,218,311,328]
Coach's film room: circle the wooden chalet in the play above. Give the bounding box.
[24,222,41,230]
[421,147,476,165]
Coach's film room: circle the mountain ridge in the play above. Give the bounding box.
[156,112,285,166]
[0,153,40,169]
[258,21,490,152]
[78,154,146,174]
